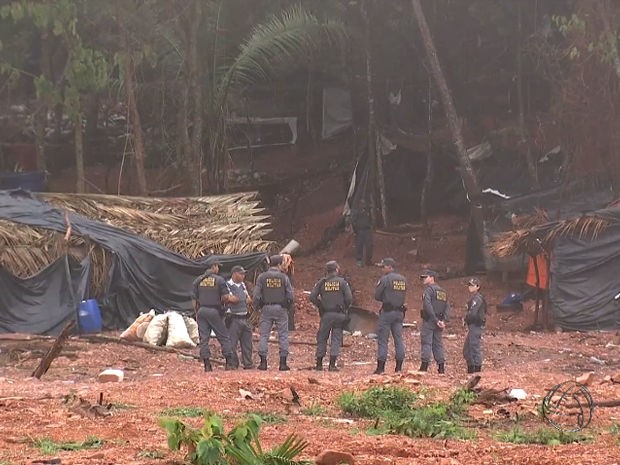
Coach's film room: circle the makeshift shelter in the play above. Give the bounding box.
[0,190,273,335]
[491,199,620,331]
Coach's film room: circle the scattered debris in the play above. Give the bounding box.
[63,392,112,419]
[31,320,76,379]
[575,372,595,386]
[238,388,253,400]
[97,369,125,383]
[508,388,527,400]
[316,450,355,465]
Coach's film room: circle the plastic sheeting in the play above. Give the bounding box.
[0,190,269,333]
[550,222,620,330]
[0,255,90,335]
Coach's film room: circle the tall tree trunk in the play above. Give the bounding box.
[361,0,388,228]
[420,76,433,233]
[34,29,53,172]
[74,113,85,193]
[121,33,148,196]
[517,2,539,189]
[188,0,204,195]
[411,0,483,236]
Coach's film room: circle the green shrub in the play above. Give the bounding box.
[158,412,312,465]
[33,436,104,454]
[338,386,417,418]
[494,426,591,445]
[301,402,327,417]
[244,411,287,424]
[159,406,206,417]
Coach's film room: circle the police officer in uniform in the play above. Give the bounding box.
[463,277,486,373]
[373,257,407,374]
[226,265,253,370]
[348,198,373,267]
[253,254,294,371]
[309,260,353,372]
[419,269,450,374]
[191,257,235,372]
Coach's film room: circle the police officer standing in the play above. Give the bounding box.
[373,257,407,374]
[348,198,373,267]
[309,260,353,372]
[253,254,294,371]
[419,269,449,374]
[226,265,253,370]
[463,277,486,373]
[192,257,235,372]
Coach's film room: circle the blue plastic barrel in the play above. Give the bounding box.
[0,170,47,191]
[78,299,102,333]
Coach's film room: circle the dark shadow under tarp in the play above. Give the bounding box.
[0,190,268,334]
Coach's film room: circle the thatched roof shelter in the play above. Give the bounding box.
[0,191,273,288]
[490,205,620,258]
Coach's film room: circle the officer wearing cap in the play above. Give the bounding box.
[463,277,486,373]
[419,269,450,374]
[373,257,407,374]
[226,265,253,369]
[309,260,353,372]
[192,257,235,372]
[253,254,294,371]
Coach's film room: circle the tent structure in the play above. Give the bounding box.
[0,190,272,335]
[491,198,620,331]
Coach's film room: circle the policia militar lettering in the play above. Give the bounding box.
[253,254,294,371]
[191,257,235,372]
[309,260,353,371]
[373,257,407,374]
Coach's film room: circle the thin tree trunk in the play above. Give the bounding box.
[517,2,539,189]
[420,76,433,232]
[121,34,148,196]
[411,0,483,236]
[74,113,85,193]
[362,0,387,228]
[34,29,53,172]
[188,0,204,195]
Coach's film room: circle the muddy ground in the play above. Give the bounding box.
[1,213,620,465]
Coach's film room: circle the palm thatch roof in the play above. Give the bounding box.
[491,206,620,258]
[0,192,273,285]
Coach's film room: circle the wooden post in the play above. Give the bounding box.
[32,320,76,379]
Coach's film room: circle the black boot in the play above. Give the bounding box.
[279,356,290,371]
[438,363,445,374]
[473,365,482,373]
[315,357,323,371]
[373,360,386,375]
[467,365,475,374]
[395,359,404,373]
[328,356,339,372]
[225,356,235,371]
[203,359,212,372]
[418,361,429,372]
[258,355,267,371]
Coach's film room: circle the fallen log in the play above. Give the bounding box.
[77,334,201,359]
[32,320,76,379]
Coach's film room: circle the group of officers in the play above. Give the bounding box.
[191,254,486,375]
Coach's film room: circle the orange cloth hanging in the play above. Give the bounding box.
[526,254,549,289]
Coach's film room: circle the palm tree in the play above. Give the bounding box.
[200,4,347,193]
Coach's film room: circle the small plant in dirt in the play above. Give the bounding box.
[32,436,104,454]
[494,424,591,445]
[158,412,312,465]
[301,402,327,417]
[245,411,288,424]
[609,423,620,435]
[160,406,206,417]
[339,386,474,439]
[137,449,166,459]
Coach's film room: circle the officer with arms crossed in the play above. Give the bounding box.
[309,260,353,372]
[463,277,486,373]
[192,257,235,372]
[419,269,449,374]
[226,265,254,370]
[373,257,407,374]
[253,255,294,371]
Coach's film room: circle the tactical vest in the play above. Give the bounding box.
[196,272,223,308]
[383,272,407,307]
[258,268,287,305]
[429,283,448,319]
[319,276,346,310]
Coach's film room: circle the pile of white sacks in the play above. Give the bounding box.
[119,310,199,348]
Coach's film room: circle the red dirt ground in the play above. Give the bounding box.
[2,189,620,464]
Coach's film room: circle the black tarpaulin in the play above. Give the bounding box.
[0,255,90,335]
[0,190,269,332]
[550,221,620,331]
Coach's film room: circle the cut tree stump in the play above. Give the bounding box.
[32,320,76,379]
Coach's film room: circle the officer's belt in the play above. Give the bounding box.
[263,302,285,306]
[383,304,405,312]
[323,307,346,313]
[228,313,248,319]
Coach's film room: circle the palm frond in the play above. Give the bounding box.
[221,4,347,92]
